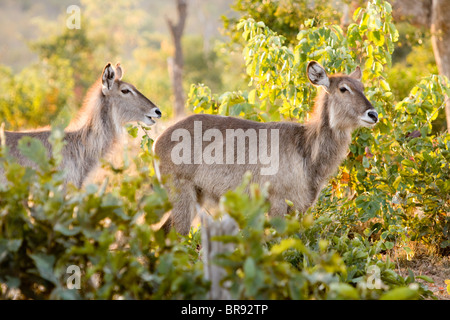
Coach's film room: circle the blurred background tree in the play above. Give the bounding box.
[166,0,187,119]
[223,0,345,47]
[391,0,450,132]
[0,0,233,128]
[0,0,447,131]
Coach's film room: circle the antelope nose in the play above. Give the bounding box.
[368,110,378,123]
[154,108,162,118]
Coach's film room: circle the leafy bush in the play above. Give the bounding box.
[0,121,436,300]
[0,59,74,130]
[211,174,433,300]
[0,131,434,299]
[0,125,211,299]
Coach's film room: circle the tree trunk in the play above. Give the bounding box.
[201,212,238,300]
[166,0,187,119]
[430,0,450,131]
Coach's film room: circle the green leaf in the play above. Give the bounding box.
[6,239,22,252]
[401,159,415,167]
[5,276,20,289]
[270,217,286,234]
[392,176,402,190]
[380,287,419,300]
[126,125,139,138]
[330,283,359,300]
[243,257,256,279]
[441,240,450,248]
[368,30,384,46]
[54,223,81,236]
[270,238,304,255]
[384,241,394,250]
[29,253,58,285]
[256,21,265,28]
[415,275,434,283]
[362,156,370,168]
[353,7,363,21]
[384,2,392,14]
[248,89,257,104]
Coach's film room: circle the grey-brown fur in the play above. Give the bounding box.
[1,63,161,188]
[154,61,378,235]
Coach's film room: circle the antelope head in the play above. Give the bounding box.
[101,62,162,126]
[307,61,378,131]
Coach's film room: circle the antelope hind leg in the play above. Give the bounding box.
[163,180,197,235]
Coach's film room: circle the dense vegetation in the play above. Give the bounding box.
[0,0,449,299]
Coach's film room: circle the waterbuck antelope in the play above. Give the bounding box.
[1,63,162,188]
[154,61,378,235]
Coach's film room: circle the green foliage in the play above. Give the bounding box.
[188,174,432,300]
[189,0,398,121]
[0,18,117,131]
[388,23,438,100]
[0,0,448,300]
[0,127,210,299]
[30,26,104,109]
[223,0,344,47]
[0,60,74,130]
[0,138,434,299]
[183,35,224,93]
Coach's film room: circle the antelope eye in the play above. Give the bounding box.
[121,89,131,94]
[339,87,348,93]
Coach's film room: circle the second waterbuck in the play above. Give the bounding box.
[154,61,378,235]
[1,63,162,188]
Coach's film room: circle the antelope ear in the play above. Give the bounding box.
[307,61,330,90]
[349,66,362,81]
[102,62,115,95]
[115,62,123,81]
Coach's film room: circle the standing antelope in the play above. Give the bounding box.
[154,61,378,235]
[1,63,162,188]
